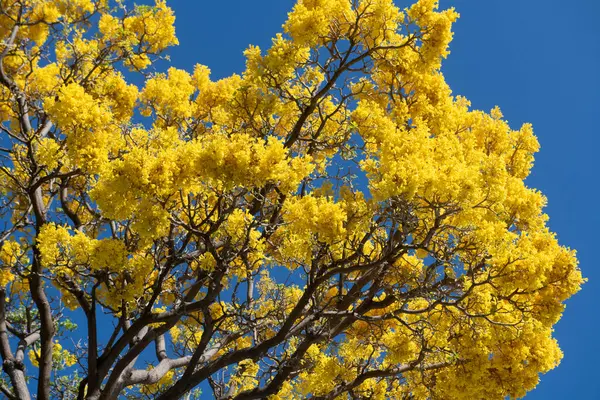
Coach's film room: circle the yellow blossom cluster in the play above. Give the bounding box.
[91,131,313,243]
[0,241,22,287]
[43,83,120,172]
[99,0,178,70]
[284,0,352,46]
[35,224,159,310]
[36,223,128,273]
[29,340,77,369]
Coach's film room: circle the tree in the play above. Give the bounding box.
[0,0,583,398]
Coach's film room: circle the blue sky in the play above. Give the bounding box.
[159,0,599,398]
[440,1,600,398]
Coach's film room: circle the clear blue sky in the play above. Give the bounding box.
[160,1,599,398]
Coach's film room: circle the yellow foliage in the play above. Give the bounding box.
[29,341,77,369]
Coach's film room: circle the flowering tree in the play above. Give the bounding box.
[0,0,583,399]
